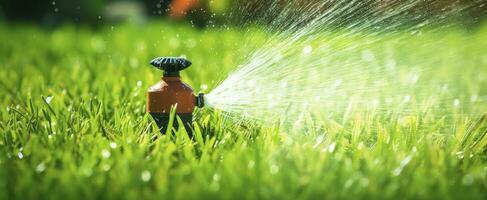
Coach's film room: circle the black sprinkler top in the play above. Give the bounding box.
[150,57,192,77]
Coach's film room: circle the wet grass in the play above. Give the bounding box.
[1,21,487,199]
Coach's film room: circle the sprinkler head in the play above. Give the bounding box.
[150,57,192,77]
[147,57,204,136]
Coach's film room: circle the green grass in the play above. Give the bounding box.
[1,21,487,199]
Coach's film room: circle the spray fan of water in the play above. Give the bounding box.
[203,0,486,130]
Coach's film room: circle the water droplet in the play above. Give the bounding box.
[392,167,402,176]
[36,163,46,173]
[462,174,474,186]
[441,84,448,92]
[303,45,313,54]
[52,1,56,5]
[101,149,111,159]
[453,99,460,107]
[313,135,324,149]
[456,151,464,159]
[334,79,342,87]
[471,95,478,102]
[400,156,412,168]
[270,164,279,174]
[109,142,117,149]
[247,160,255,169]
[17,152,23,159]
[403,95,411,103]
[328,142,336,153]
[45,96,53,104]
[141,170,151,182]
[212,173,221,182]
[408,74,419,84]
[98,15,102,20]
[102,164,111,171]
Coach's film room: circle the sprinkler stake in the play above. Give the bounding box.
[147,57,204,136]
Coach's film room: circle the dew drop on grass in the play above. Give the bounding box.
[141,170,151,182]
[247,160,255,169]
[102,164,111,171]
[455,151,464,159]
[101,149,111,159]
[403,95,411,103]
[453,99,460,107]
[17,152,23,159]
[442,84,449,92]
[36,163,46,173]
[334,79,342,87]
[462,174,474,186]
[109,142,117,149]
[400,156,412,168]
[392,168,402,176]
[270,165,279,174]
[328,142,336,153]
[45,96,53,104]
[313,135,324,149]
[471,95,478,102]
[212,173,221,182]
[303,45,313,54]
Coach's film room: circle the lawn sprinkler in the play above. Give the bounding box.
[147,57,205,136]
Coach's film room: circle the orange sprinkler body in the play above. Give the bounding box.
[147,76,196,114]
[147,57,204,136]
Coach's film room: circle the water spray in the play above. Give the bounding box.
[147,57,204,136]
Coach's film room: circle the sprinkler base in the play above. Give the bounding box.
[150,113,193,137]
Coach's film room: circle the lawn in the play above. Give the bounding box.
[1,21,487,199]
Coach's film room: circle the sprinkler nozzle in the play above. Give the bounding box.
[196,93,205,108]
[146,57,203,136]
[150,57,192,77]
